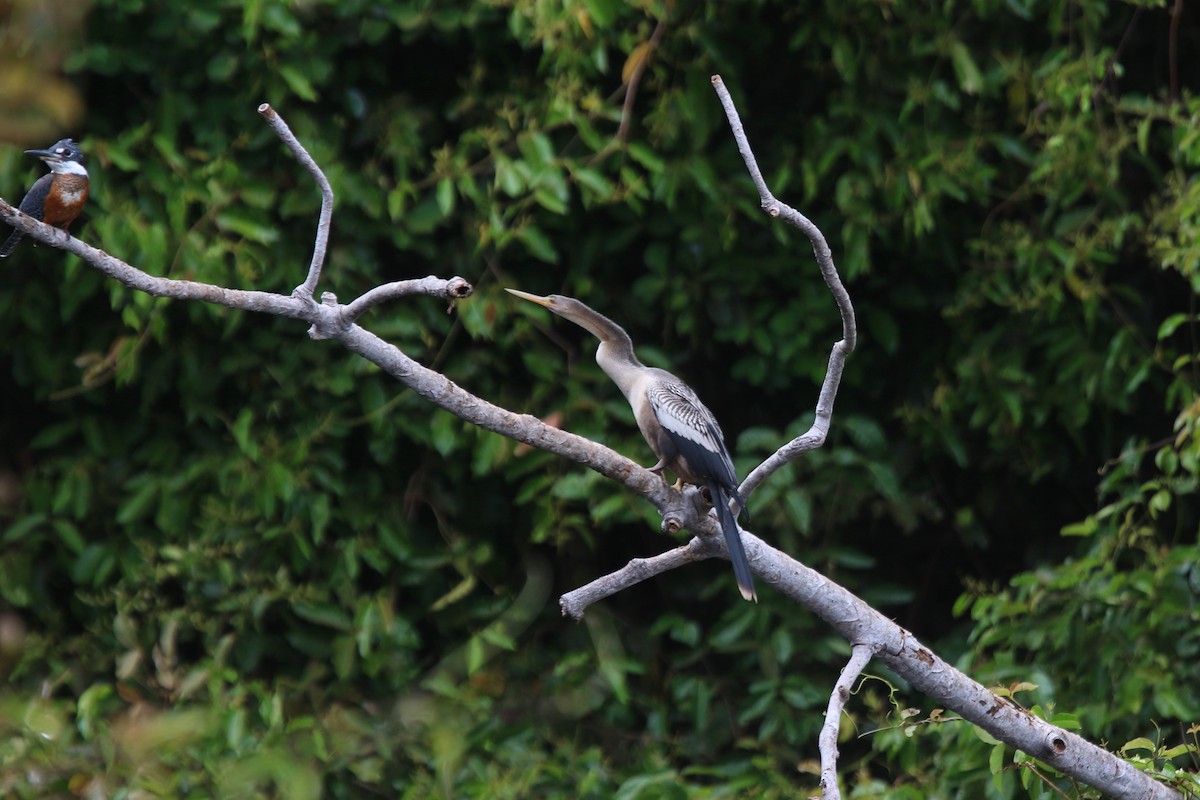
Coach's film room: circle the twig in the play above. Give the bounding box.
[819,644,876,800]
[342,277,473,325]
[615,17,667,144]
[708,75,857,501]
[561,538,707,618]
[258,103,334,302]
[560,513,762,619]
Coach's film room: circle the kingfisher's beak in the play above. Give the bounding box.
[505,288,556,310]
[24,148,61,162]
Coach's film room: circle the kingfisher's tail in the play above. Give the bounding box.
[709,481,757,602]
[0,230,23,258]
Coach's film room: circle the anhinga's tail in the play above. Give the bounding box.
[709,481,757,602]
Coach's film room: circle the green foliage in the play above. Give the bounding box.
[1,0,1198,796]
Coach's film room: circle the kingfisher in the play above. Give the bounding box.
[1,138,89,258]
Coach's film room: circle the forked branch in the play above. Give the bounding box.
[561,77,859,607]
[710,75,857,501]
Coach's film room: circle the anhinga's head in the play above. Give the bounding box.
[506,288,629,346]
[26,138,87,176]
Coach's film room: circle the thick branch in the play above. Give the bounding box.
[569,530,1178,799]
[333,322,673,508]
[0,203,313,320]
[1,114,678,527]
[781,547,1178,800]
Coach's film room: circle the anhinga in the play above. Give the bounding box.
[507,289,756,602]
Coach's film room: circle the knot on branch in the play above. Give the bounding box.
[657,482,700,536]
[308,292,349,340]
[445,276,473,300]
[1045,732,1069,755]
[680,484,720,536]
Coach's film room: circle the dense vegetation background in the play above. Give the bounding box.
[1,0,1198,797]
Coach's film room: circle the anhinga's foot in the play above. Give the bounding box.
[645,461,683,491]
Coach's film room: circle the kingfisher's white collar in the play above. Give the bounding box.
[46,159,87,176]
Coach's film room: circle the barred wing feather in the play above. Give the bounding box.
[646,377,737,486]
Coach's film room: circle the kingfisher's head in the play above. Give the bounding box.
[26,138,87,176]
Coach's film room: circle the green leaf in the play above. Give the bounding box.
[230,408,257,458]
[1157,313,1191,340]
[1060,517,1097,537]
[52,520,85,555]
[430,411,458,457]
[582,0,621,28]
[626,142,664,173]
[215,210,280,244]
[515,225,559,263]
[278,63,317,101]
[1121,737,1157,754]
[116,479,159,525]
[533,186,568,214]
[293,602,352,631]
[949,41,983,95]
[436,178,455,216]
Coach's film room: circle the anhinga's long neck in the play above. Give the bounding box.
[551,301,646,399]
[585,320,646,400]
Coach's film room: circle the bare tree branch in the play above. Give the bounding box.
[566,518,1180,800]
[0,208,312,320]
[709,75,857,501]
[560,536,708,617]
[820,644,875,800]
[258,102,333,302]
[341,277,472,326]
[560,489,741,616]
[683,76,1176,800]
[565,78,1181,800]
[786,534,1176,799]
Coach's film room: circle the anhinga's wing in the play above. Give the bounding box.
[646,376,738,489]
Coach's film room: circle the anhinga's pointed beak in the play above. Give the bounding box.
[505,288,556,310]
